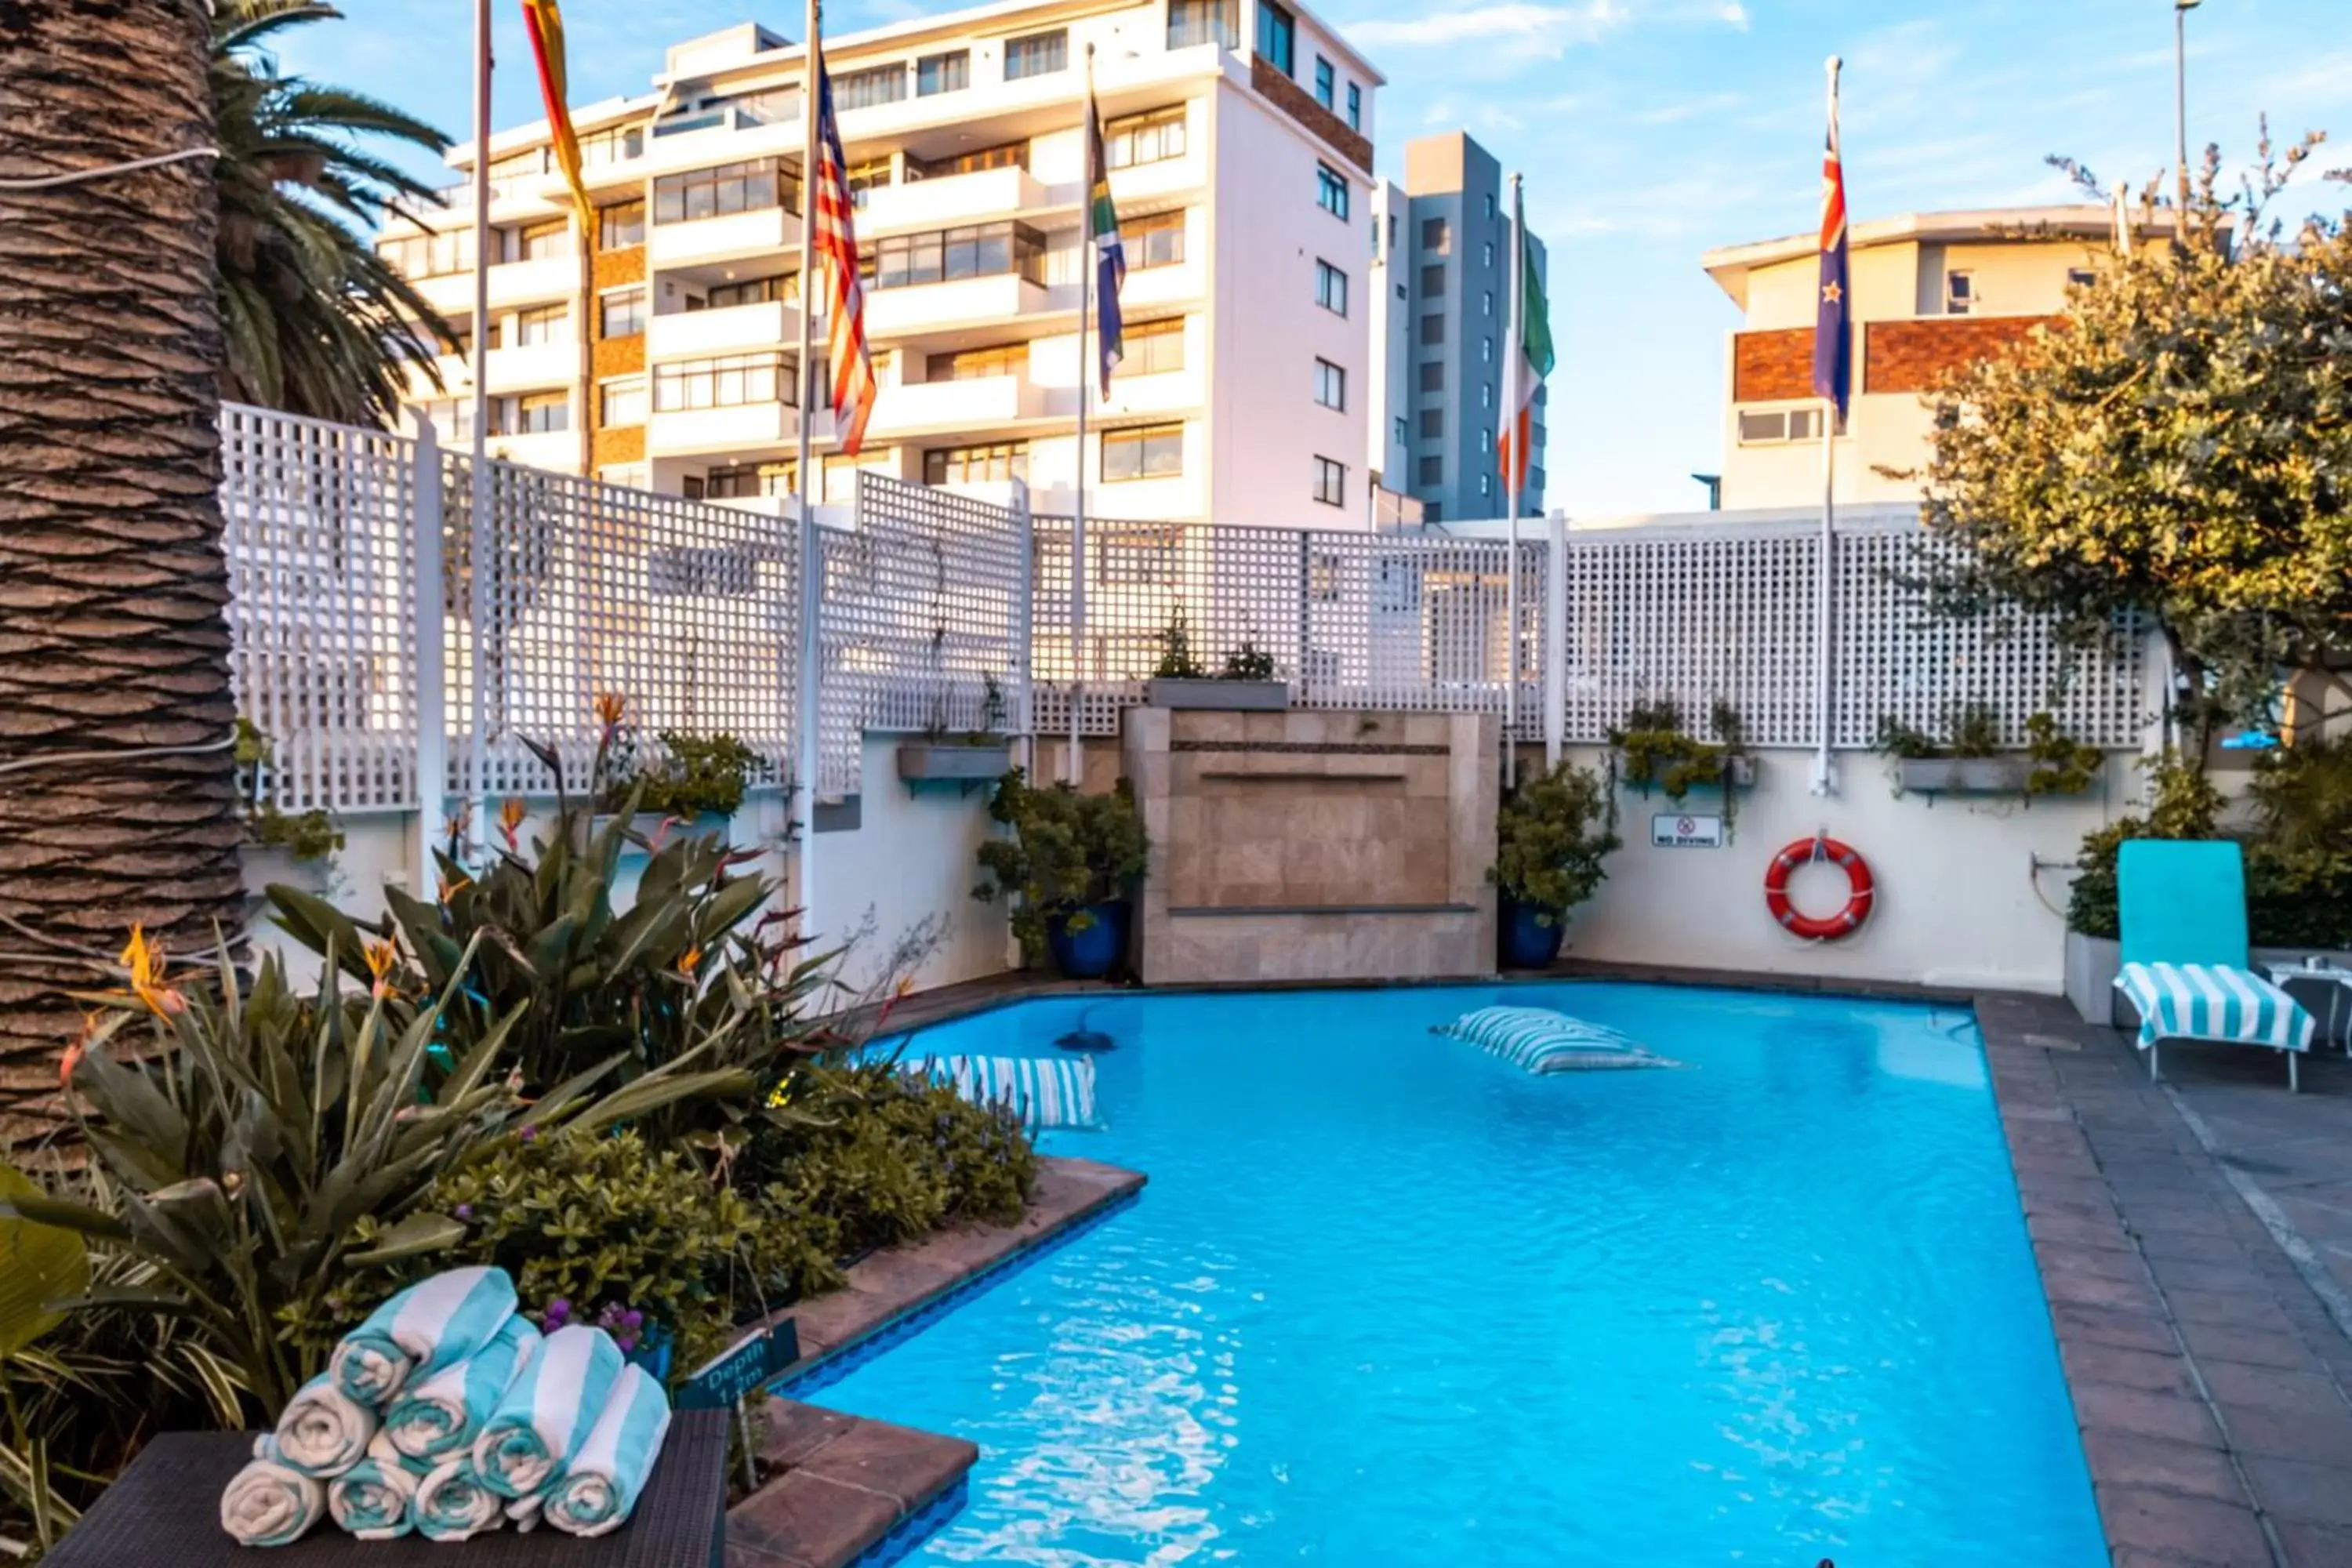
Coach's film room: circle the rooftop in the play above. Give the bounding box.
[1700,203,2182,307]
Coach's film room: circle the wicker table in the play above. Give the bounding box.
[41,1409,728,1567]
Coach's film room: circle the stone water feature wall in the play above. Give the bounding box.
[1121,707,1498,984]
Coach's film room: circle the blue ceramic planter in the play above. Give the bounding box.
[1500,898,1566,970]
[1047,902,1125,979]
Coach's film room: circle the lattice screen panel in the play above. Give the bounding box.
[442,456,799,798]
[816,474,1028,797]
[220,406,421,811]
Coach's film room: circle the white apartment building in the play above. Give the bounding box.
[379,0,1385,530]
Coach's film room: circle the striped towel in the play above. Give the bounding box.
[330,1265,517,1406]
[1437,1007,1679,1074]
[326,1431,429,1540]
[412,1453,505,1542]
[259,1370,376,1478]
[220,1455,325,1548]
[386,1313,541,1461]
[473,1324,624,1498]
[2116,962,2316,1054]
[924,1053,1100,1130]
[545,1364,673,1538]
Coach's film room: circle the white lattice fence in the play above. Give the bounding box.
[815,474,1028,797]
[221,406,422,811]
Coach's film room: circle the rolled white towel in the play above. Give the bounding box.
[220,1456,325,1548]
[326,1431,427,1541]
[507,1494,544,1533]
[385,1314,540,1461]
[412,1453,506,1542]
[260,1370,376,1478]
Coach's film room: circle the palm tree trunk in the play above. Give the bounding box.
[0,0,241,1145]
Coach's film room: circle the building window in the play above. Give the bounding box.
[1313,56,1334,110]
[927,341,1028,381]
[1255,0,1294,74]
[1418,313,1444,346]
[1482,239,1494,267]
[580,124,644,169]
[653,158,793,224]
[1417,360,1443,392]
[1480,336,1493,364]
[597,461,650,489]
[1312,456,1345,506]
[1420,262,1444,296]
[1125,315,1186,375]
[702,461,797,499]
[1418,407,1443,437]
[1421,216,1449,252]
[1168,0,1238,46]
[706,272,797,309]
[1392,415,1406,446]
[1479,473,1493,496]
[598,288,645,339]
[1346,82,1361,131]
[1312,357,1345,409]
[1314,259,1347,315]
[1479,381,1493,409]
[2067,267,2096,289]
[1479,424,1492,449]
[1483,191,1496,220]
[652,352,794,412]
[1483,289,1495,318]
[379,228,474,279]
[834,64,906,111]
[599,379,647,426]
[511,219,568,262]
[1102,422,1184,481]
[1424,502,1443,521]
[514,391,568,434]
[1417,454,1441,485]
[844,157,894,204]
[1124,209,1186,268]
[871,221,1046,289]
[1316,163,1348,219]
[1004,28,1068,79]
[597,198,645,249]
[924,441,1029,484]
[1106,106,1186,169]
[910,140,1026,178]
[1737,407,1832,445]
[1945,270,1974,314]
[514,303,568,346]
[916,49,970,95]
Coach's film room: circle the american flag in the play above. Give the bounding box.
[813,63,877,456]
[1811,56,1850,421]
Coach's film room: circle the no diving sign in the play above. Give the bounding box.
[1652,812,1724,848]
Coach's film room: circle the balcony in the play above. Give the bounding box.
[647,401,801,458]
[488,254,583,311]
[645,299,798,361]
[485,428,580,471]
[483,339,578,393]
[865,274,1047,341]
[868,374,1043,439]
[648,206,800,270]
[857,166,1049,237]
[1118,255,1207,314]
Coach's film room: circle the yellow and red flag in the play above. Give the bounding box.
[521,0,593,230]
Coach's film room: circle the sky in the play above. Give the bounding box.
[283,0,2350,517]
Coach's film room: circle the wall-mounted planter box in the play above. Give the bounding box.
[1615,753,1757,793]
[897,740,1012,783]
[1899,757,2027,794]
[1146,678,1289,711]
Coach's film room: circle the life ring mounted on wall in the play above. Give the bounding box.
[1763,834,1875,941]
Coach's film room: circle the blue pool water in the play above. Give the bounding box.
[819,983,2104,1566]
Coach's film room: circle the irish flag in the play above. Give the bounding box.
[1497,198,1552,506]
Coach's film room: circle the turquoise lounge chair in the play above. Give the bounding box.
[2114,840,2316,1091]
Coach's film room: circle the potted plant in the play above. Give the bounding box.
[590,694,762,844]
[1489,760,1621,969]
[1878,705,2101,799]
[1144,608,1288,711]
[1608,699,1755,837]
[898,673,1015,784]
[973,768,1150,978]
[234,719,342,895]
[2063,753,2220,1024]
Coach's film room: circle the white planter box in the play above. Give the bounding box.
[1614,751,1757,793]
[896,741,1011,783]
[1900,757,2027,794]
[1146,678,1290,711]
[2065,929,2122,1027]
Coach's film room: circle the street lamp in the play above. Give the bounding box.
[2175,0,2200,216]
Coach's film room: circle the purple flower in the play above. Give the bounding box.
[616,1333,638,1353]
[453,1203,474,1221]
[544,1297,571,1328]
[621,1309,644,1330]
[519,1125,537,1143]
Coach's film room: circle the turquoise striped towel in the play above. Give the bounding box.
[412,1453,505,1542]
[473,1323,624,1498]
[330,1265,517,1406]
[326,1431,429,1540]
[220,1455,325,1548]
[1436,1007,1679,1073]
[386,1313,541,1461]
[2118,961,2315,1054]
[546,1364,673,1538]
[924,1053,1100,1130]
[259,1370,376,1478]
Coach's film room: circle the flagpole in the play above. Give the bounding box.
[792,0,822,916]
[466,0,492,861]
[1067,46,1094,789]
[1501,172,1523,789]
[1812,53,1842,799]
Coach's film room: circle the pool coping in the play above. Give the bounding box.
[724,1156,1147,1568]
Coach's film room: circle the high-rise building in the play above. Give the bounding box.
[1367,131,1547,524]
[379,0,1383,529]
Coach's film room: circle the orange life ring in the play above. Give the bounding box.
[1763,835,1875,941]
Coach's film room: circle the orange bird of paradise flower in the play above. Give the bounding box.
[497,797,528,851]
[593,691,627,731]
[363,938,401,1001]
[120,925,186,1017]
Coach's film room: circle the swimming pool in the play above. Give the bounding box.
[818,982,2104,1566]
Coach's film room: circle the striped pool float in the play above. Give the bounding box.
[1436,1007,1677,1073]
[924,1054,1101,1130]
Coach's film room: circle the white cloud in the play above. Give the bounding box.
[1345,0,1627,55]
[1717,1,1750,31]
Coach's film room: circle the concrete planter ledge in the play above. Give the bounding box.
[728,1156,1146,1568]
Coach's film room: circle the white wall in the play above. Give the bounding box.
[1552,746,2128,994]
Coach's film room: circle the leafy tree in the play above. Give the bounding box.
[1489,761,1621,920]
[212,0,456,424]
[1911,125,2352,742]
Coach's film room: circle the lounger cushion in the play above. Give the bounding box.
[1438,1006,1676,1073]
[923,1053,1101,1130]
[2114,962,2315,1055]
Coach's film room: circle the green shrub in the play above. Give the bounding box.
[1490,761,1620,920]
[2245,735,2352,948]
[2024,713,2103,797]
[2067,753,2223,938]
[603,730,765,819]
[1220,638,1276,681]
[974,769,1149,964]
[1609,698,1750,801]
[1152,605,1205,679]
